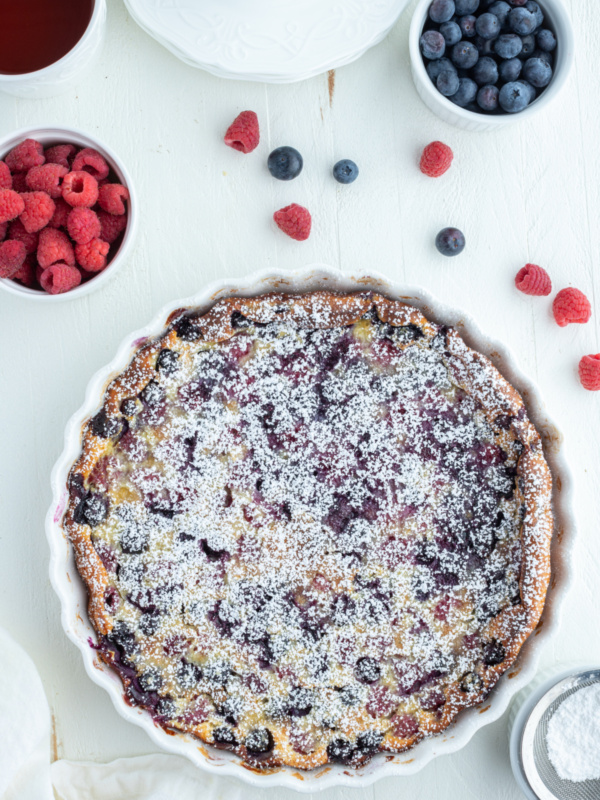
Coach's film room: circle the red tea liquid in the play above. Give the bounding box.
[0,0,94,75]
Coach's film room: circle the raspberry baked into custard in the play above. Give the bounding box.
[63,291,553,770]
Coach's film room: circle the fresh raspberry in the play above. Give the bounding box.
[0,161,12,190]
[71,147,110,181]
[0,222,6,241]
[75,237,109,272]
[44,144,77,170]
[8,218,39,254]
[97,183,129,215]
[98,209,127,243]
[420,141,454,177]
[48,197,71,228]
[67,207,101,244]
[37,228,75,268]
[552,288,592,327]
[12,254,37,287]
[515,263,552,296]
[224,110,260,154]
[19,191,56,233]
[5,138,45,172]
[579,354,600,391]
[39,264,82,294]
[273,203,312,241]
[11,171,28,193]
[62,171,99,208]
[25,163,68,199]
[0,239,26,278]
[0,188,25,223]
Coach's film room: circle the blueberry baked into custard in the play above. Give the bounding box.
[63,291,553,770]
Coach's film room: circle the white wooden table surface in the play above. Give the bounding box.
[0,0,598,798]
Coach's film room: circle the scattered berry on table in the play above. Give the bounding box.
[19,191,55,232]
[455,0,480,13]
[499,57,522,82]
[333,159,359,184]
[435,227,466,256]
[514,263,551,296]
[273,204,311,241]
[459,15,477,38]
[429,0,456,23]
[452,40,479,68]
[72,148,110,180]
[0,239,26,278]
[476,12,501,39]
[440,20,462,45]
[67,207,101,244]
[62,171,99,208]
[523,56,552,87]
[4,138,44,172]
[98,183,129,215]
[499,80,532,112]
[438,69,461,96]
[420,30,446,59]
[477,84,500,110]
[579,355,600,391]
[536,28,556,51]
[0,188,25,223]
[452,77,478,106]
[553,288,592,327]
[267,146,304,181]
[25,163,68,198]
[39,264,82,294]
[37,228,75,268]
[420,141,454,177]
[224,110,260,154]
[44,144,76,170]
[0,161,12,190]
[75,237,110,272]
[473,56,499,85]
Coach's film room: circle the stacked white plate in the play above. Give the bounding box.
[123,0,412,83]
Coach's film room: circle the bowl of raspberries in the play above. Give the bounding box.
[0,126,137,299]
[410,0,574,130]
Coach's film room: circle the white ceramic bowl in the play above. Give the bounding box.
[0,126,138,303]
[409,0,575,132]
[0,0,106,99]
[47,264,575,792]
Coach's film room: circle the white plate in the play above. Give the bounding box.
[47,264,575,792]
[122,0,411,83]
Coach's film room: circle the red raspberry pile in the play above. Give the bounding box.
[0,138,129,295]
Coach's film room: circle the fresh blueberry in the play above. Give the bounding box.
[525,0,544,27]
[536,28,557,51]
[440,20,462,45]
[520,33,536,56]
[499,80,532,111]
[473,56,499,85]
[494,33,523,58]
[437,69,461,96]
[267,146,303,181]
[476,12,500,39]
[499,57,522,81]
[459,14,477,37]
[474,35,495,55]
[333,159,359,184]
[450,77,478,106]
[452,40,479,68]
[429,0,456,23]
[420,30,446,60]
[435,227,466,256]
[508,0,528,5]
[508,7,536,34]
[426,57,457,81]
[455,0,479,12]
[477,84,500,111]
[531,48,553,65]
[487,0,511,26]
[523,56,552,87]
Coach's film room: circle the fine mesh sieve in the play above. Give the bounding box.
[518,669,600,800]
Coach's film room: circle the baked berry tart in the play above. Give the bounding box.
[62,291,554,770]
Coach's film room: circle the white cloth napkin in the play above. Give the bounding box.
[0,628,244,800]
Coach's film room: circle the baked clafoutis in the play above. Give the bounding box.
[63,291,554,770]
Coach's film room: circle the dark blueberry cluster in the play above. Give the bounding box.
[420,0,557,114]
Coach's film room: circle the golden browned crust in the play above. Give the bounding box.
[62,291,553,769]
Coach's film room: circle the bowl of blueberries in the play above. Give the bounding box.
[409,0,574,130]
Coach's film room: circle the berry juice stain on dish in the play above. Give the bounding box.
[0,0,94,75]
